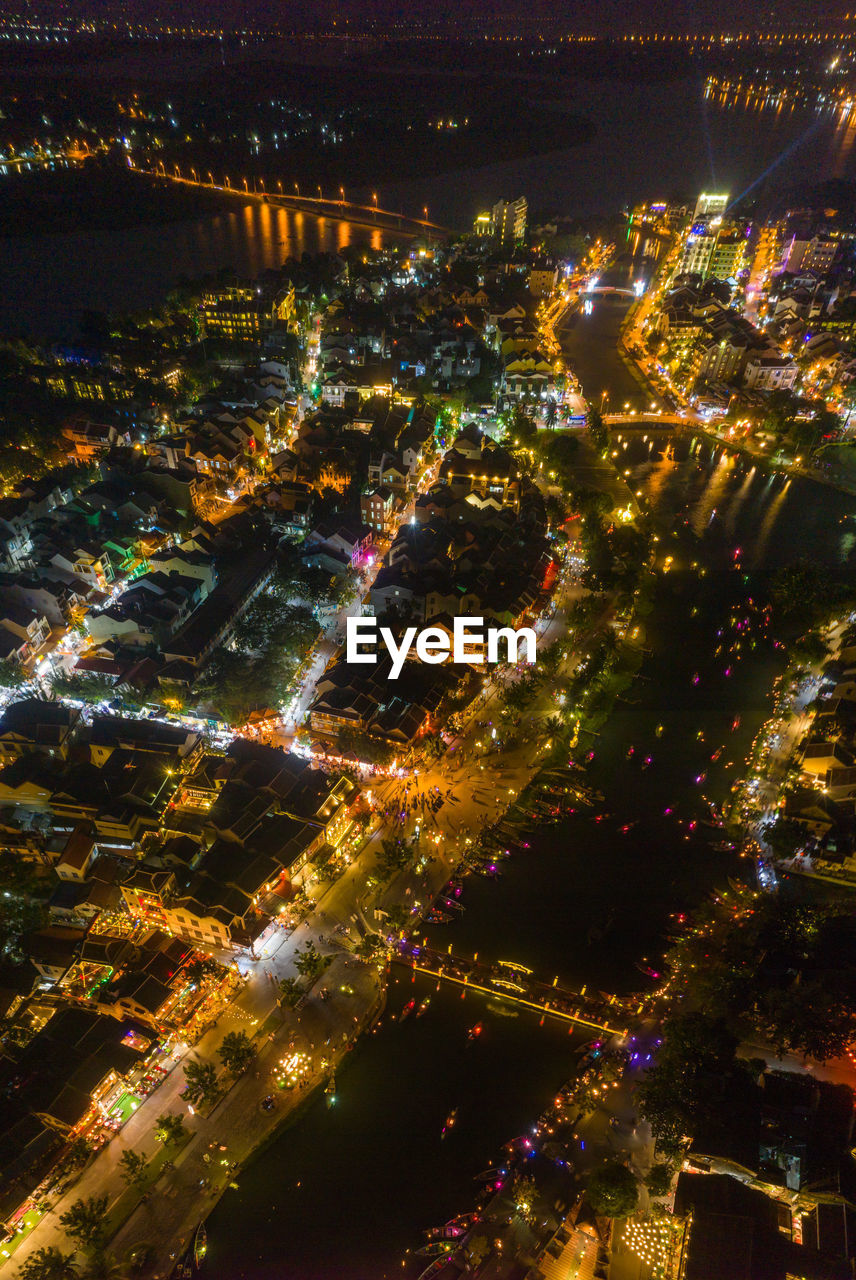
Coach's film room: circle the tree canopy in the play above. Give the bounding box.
[58,1195,109,1252]
[18,1248,80,1280]
[585,1161,638,1218]
[217,1030,255,1075]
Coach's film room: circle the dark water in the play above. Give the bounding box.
[5,76,856,339]
[204,439,856,1280]
[0,201,402,340]
[559,291,650,411]
[387,75,856,225]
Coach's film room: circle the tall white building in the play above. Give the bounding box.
[491,197,528,245]
[693,192,729,221]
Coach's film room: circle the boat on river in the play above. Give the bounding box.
[425,1211,479,1240]
[193,1223,207,1269]
[415,1240,455,1258]
[425,908,453,925]
[416,1256,458,1280]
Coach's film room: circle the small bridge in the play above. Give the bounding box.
[582,285,638,299]
[604,413,698,427]
[395,945,636,1035]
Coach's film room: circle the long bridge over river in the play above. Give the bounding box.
[129,162,453,239]
[394,945,640,1036]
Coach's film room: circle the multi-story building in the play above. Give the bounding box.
[693,191,729,220]
[743,352,799,391]
[529,260,558,297]
[491,197,528,246]
[782,234,838,277]
[707,225,747,282]
[200,283,289,342]
[360,485,396,535]
[678,217,746,283]
[678,219,719,278]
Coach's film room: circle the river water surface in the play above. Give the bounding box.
[5,75,856,339]
[203,434,856,1279]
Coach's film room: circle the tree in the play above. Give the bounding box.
[293,941,330,983]
[18,1248,80,1280]
[375,837,414,878]
[463,1235,490,1268]
[384,905,410,932]
[49,672,119,704]
[336,726,395,766]
[587,405,609,454]
[760,979,855,1062]
[763,388,800,439]
[118,1150,148,1188]
[540,431,580,487]
[513,1174,539,1223]
[184,957,220,986]
[153,1113,186,1147]
[789,631,829,667]
[645,1162,675,1197]
[500,404,537,444]
[58,1195,109,1253]
[585,1161,638,1218]
[0,658,27,690]
[217,1030,255,1076]
[83,1253,126,1280]
[0,847,50,961]
[277,977,303,1008]
[181,1060,219,1106]
[760,817,805,859]
[637,1013,740,1154]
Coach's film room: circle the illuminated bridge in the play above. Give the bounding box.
[130,163,453,238]
[582,284,638,299]
[604,413,700,427]
[394,946,637,1035]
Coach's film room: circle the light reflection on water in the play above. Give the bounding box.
[0,198,399,338]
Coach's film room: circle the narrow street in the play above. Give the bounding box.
[8,523,609,1277]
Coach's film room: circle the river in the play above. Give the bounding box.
[202,439,856,1279]
[5,74,856,340]
[0,201,403,341]
[12,76,856,1274]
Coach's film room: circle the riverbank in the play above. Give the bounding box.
[202,434,854,1278]
[28,456,641,1279]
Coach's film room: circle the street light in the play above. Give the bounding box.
[243,177,249,192]
[277,180,282,193]
[207,171,214,185]
[317,185,322,200]
[340,185,345,204]
[294,181,300,196]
